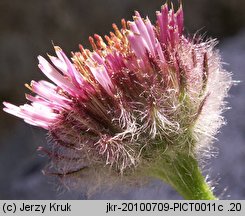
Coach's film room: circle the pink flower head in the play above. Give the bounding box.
[3,3,232,180]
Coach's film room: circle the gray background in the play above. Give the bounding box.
[0,0,245,199]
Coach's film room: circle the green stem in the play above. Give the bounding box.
[151,153,217,200]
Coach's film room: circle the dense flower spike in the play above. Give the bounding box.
[3,3,232,196]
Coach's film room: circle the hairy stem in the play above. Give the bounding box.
[151,153,217,200]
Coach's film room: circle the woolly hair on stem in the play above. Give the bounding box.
[3,2,232,199]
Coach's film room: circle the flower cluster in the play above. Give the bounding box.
[3,3,231,180]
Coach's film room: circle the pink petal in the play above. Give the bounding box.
[3,102,52,129]
[31,80,71,109]
[176,5,184,34]
[168,9,179,47]
[24,118,49,129]
[57,48,85,87]
[92,52,105,65]
[156,3,168,44]
[38,56,78,96]
[155,40,167,68]
[126,30,148,61]
[134,11,155,56]
[88,64,114,96]
[48,54,68,75]
[145,17,157,52]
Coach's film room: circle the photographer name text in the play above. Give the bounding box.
[2,202,71,213]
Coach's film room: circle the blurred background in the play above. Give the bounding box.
[0,0,245,199]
